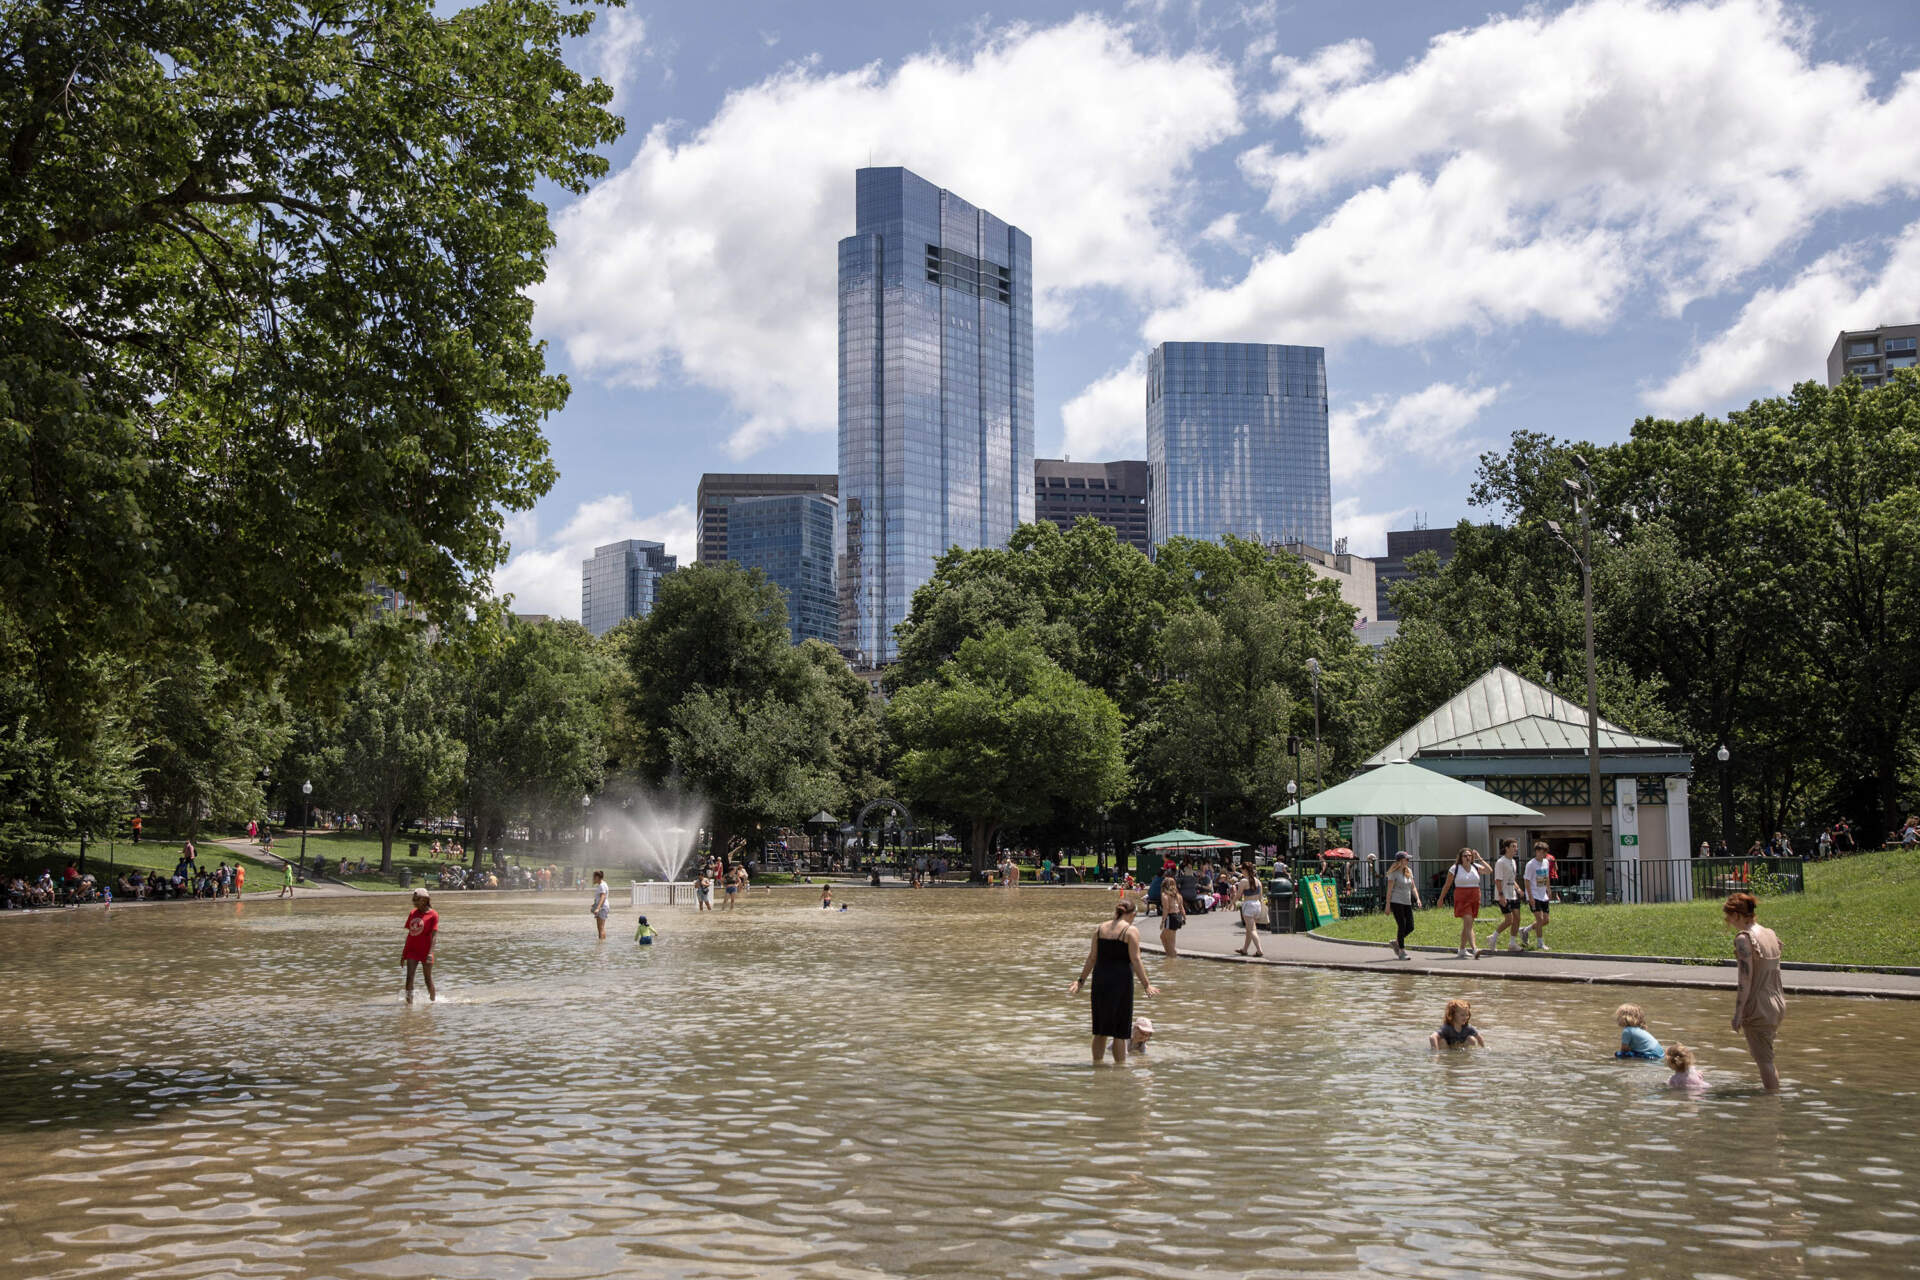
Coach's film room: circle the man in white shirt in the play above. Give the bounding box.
[1488,839,1524,952]
[1517,842,1554,951]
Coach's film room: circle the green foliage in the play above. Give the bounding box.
[889,628,1128,868]
[0,0,622,841]
[132,648,290,838]
[615,565,880,850]
[312,620,466,869]
[455,613,614,857]
[1382,373,1920,842]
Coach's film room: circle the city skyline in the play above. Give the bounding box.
[502,0,1920,620]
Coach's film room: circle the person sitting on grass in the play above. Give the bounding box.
[1665,1043,1706,1090]
[1429,999,1485,1050]
[1614,1004,1664,1059]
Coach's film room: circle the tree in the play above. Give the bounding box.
[132,648,290,838]
[889,629,1128,870]
[321,624,465,871]
[0,0,622,838]
[456,614,613,862]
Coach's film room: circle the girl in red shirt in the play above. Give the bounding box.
[402,890,439,1004]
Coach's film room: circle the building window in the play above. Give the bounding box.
[1848,362,1878,376]
[1886,337,1917,354]
[1888,355,1917,369]
[1847,339,1878,357]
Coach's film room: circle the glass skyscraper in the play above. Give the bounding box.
[728,492,839,647]
[1146,342,1331,551]
[838,167,1033,664]
[580,539,675,637]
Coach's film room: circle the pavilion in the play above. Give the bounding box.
[1354,667,1695,899]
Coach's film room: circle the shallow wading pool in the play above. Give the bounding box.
[1,889,1916,1278]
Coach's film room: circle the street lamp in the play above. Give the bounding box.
[1285,779,1299,866]
[299,780,312,873]
[581,793,592,847]
[1305,657,1324,791]
[1716,743,1733,856]
[1546,453,1606,902]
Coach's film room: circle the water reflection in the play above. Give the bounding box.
[1,892,1916,1278]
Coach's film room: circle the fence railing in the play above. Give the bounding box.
[1321,854,1805,914]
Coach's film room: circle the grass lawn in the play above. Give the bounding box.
[1313,848,1920,967]
[30,838,287,895]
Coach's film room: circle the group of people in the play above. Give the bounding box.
[693,862,749,910]
[1068,882,1789,1092]
[1387,840,1559,960]
[1136,860,1266,959]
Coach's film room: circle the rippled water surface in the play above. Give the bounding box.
[3,889,1918,1279]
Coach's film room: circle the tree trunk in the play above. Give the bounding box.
[379,809,395,873]
[969,819,998,873]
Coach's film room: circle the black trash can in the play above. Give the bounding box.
[1266,875,1296,934]
[409,842,419,858]
[398,867,412,889]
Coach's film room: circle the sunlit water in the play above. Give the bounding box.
[2,890,1917,1279]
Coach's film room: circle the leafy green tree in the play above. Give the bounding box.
[456,613,613,861]
[319,624,466,870]
[0,0,622,838]
[889,628,1128,870]
[132,649,290,838]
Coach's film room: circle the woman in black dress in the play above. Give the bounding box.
[1068,900,1158,1063]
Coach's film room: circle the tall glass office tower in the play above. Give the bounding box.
[838,167,1033,664]
[728,492,839,647]
[1146,342,1331,551]
[580,539,675,637]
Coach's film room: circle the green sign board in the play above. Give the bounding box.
[1620,834,1639,846]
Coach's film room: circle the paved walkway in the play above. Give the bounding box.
[209,838,363,896]
[1140,909,1920,1000]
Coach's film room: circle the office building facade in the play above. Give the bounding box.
[580,539,676,637]
[1034,459,1151,554]
[1370,526,1457,621]
[696,473,838,564]
[839,166,1034,664]
[728,492,840,647]
[1146,342,1331,551]
[1827,323,1920,389]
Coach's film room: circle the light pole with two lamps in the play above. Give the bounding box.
[1546,454,1606,902]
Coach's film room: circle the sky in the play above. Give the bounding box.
[497,0,1920,619]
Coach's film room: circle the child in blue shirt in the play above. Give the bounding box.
[1614,1004,1663,1059]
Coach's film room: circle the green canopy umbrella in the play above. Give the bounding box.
[1272,761,1543,829]
[1132,828,1249,851]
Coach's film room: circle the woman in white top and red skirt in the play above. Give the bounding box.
[1439,849,1493,959]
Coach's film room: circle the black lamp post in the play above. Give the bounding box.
[1305,658,1324,791]
[1547,456,1605,902]
[299,779,312,872]
[1716,743,1734,855]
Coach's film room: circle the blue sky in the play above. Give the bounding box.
[498,0,1920,617]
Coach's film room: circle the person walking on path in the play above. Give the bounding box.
[1068,899,1158,1064]
[1235,863,1265,956]
[402,890,439,1004]
[589,870,611,940]
[1488,839,1524,953]
[1158,870,1187,958]
[1518,841,1554,951]
[1438,848,1491,959]
[1386,852,1422,959]
[1726,891,1786,1092]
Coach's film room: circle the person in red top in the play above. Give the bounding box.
[402,889,439,1004]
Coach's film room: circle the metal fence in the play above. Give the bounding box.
[1323,854,1805,915]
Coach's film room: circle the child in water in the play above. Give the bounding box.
[1429,999,1484,1049]
[634,915,656,945]
[1665,1043,1706,1090]
[821,884,833,909]
[1614,1004,1664,1059]
[1129,1018,1154,1053]
[402,890,438,1004]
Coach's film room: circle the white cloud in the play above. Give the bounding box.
[1329,382,1502,485]
[1646,223,1920,414]
[1165,0,1920,348]
[535,17,1240,456]
[1329,497,1412,560]
[1060,353,1148,459]
[494,495,696,619]
[588,9,652,108]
